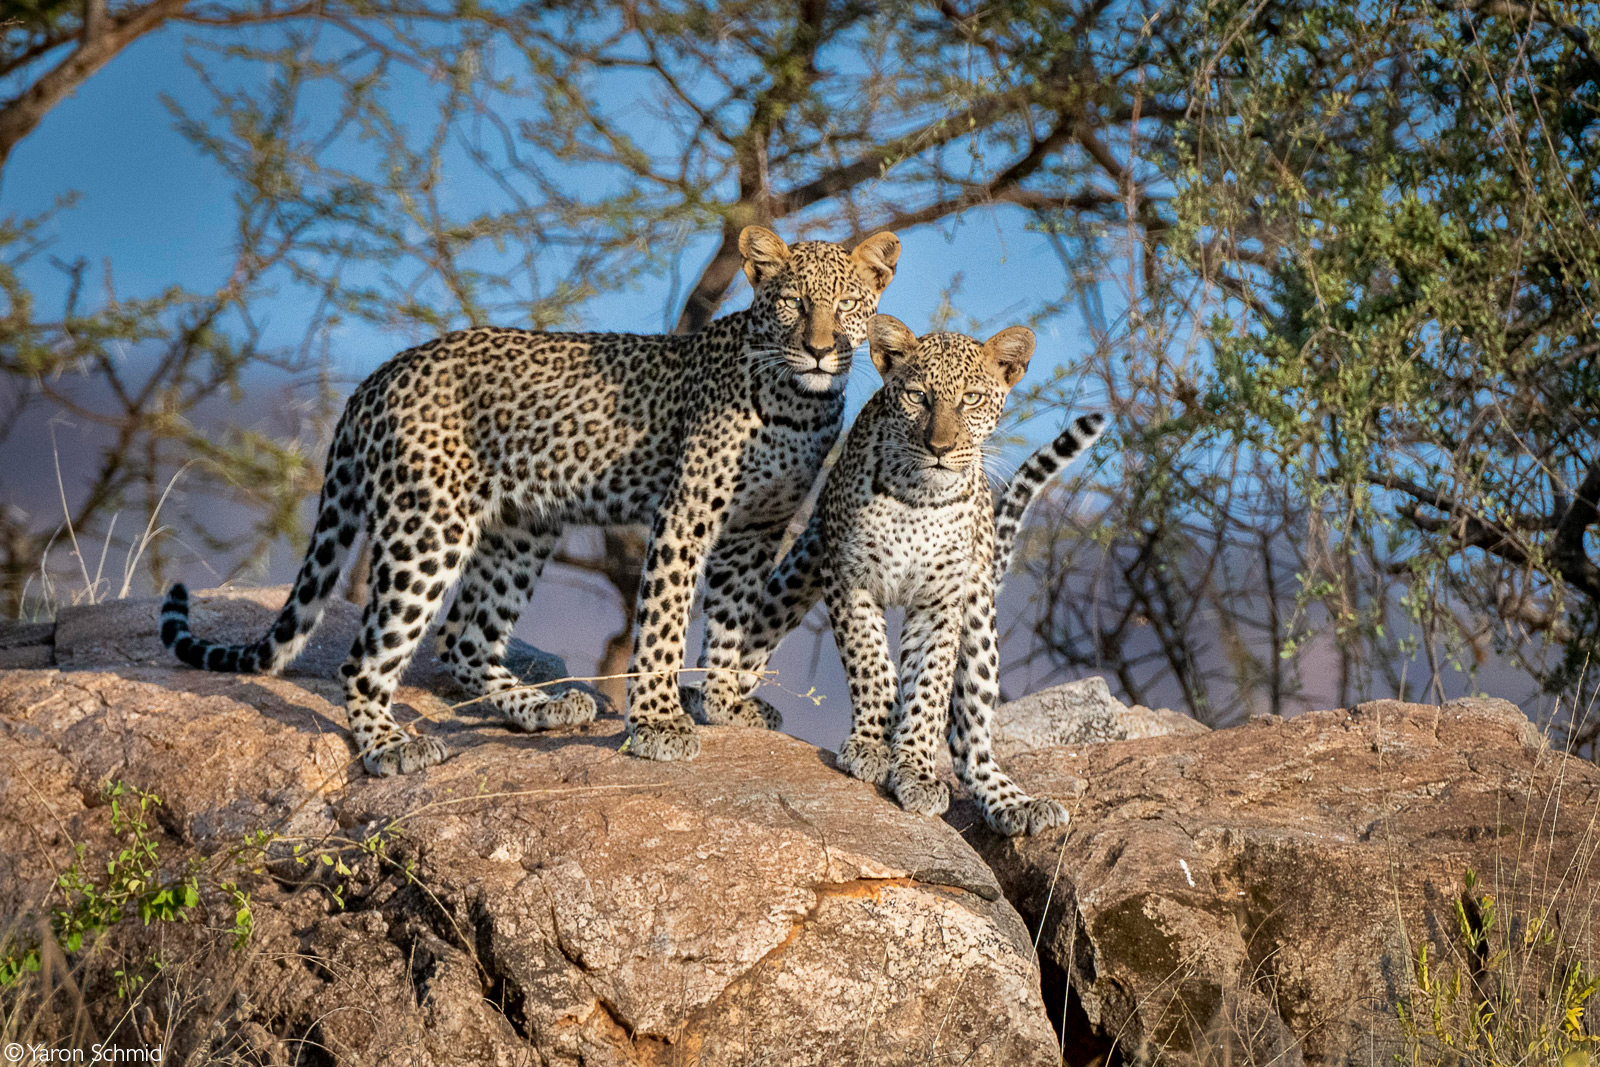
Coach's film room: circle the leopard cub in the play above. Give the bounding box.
[701,315,1104,835]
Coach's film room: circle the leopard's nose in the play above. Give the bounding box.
[803,340,835,359]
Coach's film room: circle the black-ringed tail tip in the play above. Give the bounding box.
[159,582,268,673]
[990,409,1108,591]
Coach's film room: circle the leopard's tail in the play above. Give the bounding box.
[992,412,1106,589]
[160,415,364,674]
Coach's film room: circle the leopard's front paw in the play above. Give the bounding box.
[835,737,891,785]
[363,735,449,777]
[890,771,950,817]
[627,714,702,761]
[985,796,1070,837]
[502,688,598,731]
[682,684,782,730]
[544,688,599,726]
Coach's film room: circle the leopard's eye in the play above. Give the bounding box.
[778,294,802,309]
[904,389,927,406]
[836,298,859,313]
[961,391,986,407]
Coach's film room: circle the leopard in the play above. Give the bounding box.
[688,313,1106,835]
[158,225,902,776]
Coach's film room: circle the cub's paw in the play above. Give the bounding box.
[518,689,598,729]
[710,696,782,730]
[835,738,891,786]
[364,735,449,777]
[627,714,702,762]
[985,796,1070,837]
[681,685,782,730]
[499,689,598,731]
[557,689,600,724]
[891,772,950,817]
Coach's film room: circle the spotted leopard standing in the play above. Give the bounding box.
[692,315,1105,835]
[159,226,901,775]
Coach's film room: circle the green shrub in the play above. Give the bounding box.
[1399,870,1600,1067]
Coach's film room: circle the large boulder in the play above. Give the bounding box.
[0,589,1060,1065]
[993,677,1208,755]
[949,697,1600,1066]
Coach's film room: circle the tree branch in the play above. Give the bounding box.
[0,0,190,177]
[1372,469,1600,601]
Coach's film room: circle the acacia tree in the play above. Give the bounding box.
[0,0,468,612]
[1186,0,1598,718]
[17,0,1591,733]
[0,61,366,612]
[3,0,1186,699]
[1017,0,1600,729]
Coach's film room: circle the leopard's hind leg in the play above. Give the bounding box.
[344,494,476,776]
[437,515,597,730]
[948,578,1068,836]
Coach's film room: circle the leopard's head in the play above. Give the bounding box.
[740,226,901,394]
[866,315,1035,490]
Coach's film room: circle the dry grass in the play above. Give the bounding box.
[18,448,192,622]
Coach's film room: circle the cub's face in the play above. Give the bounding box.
[740,227,901,394]
[867,315,1035,489]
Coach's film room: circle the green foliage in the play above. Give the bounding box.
[0,782,253,992]
[1098,0,1599,717]
[57,784,200,948]
[1398,869,1600,1066]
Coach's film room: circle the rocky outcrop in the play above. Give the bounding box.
[9,589,1597,1067]
[0,589,1060,1065]
[993,677,1208,754]
[949,697,1600,1066]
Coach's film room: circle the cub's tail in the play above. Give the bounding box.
[992,412,1106,589]
[161,419,364,674]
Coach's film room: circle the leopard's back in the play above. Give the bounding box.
[346,322,734,517]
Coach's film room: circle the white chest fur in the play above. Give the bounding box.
[828,492,979,608]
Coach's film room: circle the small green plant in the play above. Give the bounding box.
[0,782,255,990]
[1398,869,1600,1067]
[57,783,201,948]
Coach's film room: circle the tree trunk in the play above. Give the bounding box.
[591,528,647,707]
[674,221,752,335]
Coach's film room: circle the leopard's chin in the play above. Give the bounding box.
[795,370,842,393]
[918,465,965,490]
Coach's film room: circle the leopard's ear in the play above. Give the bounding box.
[740,226,792,287]
[983,326,1035,388]
[851,232,901,293]
[868,314,918,377]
